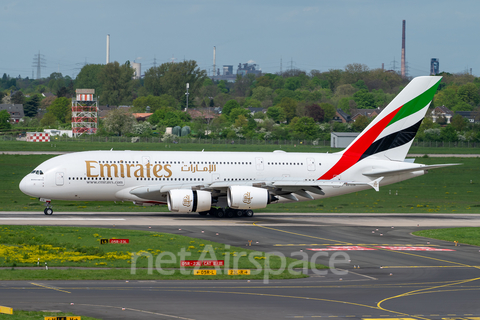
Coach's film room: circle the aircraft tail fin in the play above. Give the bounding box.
[320,76,441,180]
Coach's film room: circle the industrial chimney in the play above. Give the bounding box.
[213,46,216,78]
[106,34,110,64]
[401,20,406,78]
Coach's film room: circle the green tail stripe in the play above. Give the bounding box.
[387,78,442,127]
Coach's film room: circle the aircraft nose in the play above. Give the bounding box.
[19,175,35,197]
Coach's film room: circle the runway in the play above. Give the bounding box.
[1,212,480,320]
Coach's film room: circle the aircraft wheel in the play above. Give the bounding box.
[226,209,234,218]
[44,208,53,215]
[245,210,254,217]
[235,210,244,217]
[216,208,225,218]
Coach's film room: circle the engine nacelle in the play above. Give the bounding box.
[167,189,212,213]
[227,186,269,210]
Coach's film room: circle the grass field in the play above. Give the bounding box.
[0,310,99,320]
[0,225,321,281]
[1,153,478,213]
[1,138,480,154]
[413,227,480,246]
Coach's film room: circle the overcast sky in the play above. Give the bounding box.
[2,0,479,80]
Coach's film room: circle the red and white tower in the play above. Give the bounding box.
[72,89,98,137]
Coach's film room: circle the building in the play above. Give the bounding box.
[333,109,352,123]
[431,106,453,124]
[430,58,439,75]
[131,62,141,79]
[455,111,480,123]
[187,108,218,123]
[0,104,24,123]
[132,113,153,122]
[331,132,360,148]
[237,63,261,76]
[351,108,381,121]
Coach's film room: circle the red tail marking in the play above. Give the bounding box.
[319,106,402,180]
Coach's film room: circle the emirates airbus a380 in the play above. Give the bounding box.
[20,76,458,217]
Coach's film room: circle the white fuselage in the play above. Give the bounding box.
[19,150,425,208]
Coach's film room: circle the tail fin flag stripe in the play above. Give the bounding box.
[318,76,441,181]
[359,119,422,161]
[386,79,441,128]
[319,106,401,180]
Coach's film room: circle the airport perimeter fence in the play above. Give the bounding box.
[2,134,480,148]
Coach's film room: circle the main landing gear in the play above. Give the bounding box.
[198,208,254,218]
[44,201,53,215]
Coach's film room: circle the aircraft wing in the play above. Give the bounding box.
[209,177,384,201]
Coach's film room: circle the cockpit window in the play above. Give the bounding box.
[31,170,44,175]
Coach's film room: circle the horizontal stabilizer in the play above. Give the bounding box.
[363,163,461,177]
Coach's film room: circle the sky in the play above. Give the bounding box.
[2,0,479,80]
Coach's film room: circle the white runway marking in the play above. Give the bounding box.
[0,218,125,221]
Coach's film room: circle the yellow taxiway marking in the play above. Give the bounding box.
[381,266,479,268]
[362,318,417,320]
[30,282,71,294]
[377,277,480,320]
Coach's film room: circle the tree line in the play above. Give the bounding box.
[1,62,479,142]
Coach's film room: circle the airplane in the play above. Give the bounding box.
[20,76,458,218]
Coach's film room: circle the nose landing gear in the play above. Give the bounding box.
[43,200,53,215]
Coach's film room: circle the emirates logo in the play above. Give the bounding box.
[243,192,253,204]
[182,195,193,207]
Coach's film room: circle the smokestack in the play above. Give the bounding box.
[382,63,384,71]
[106,34,110,64]
[213,46,216,78]
[401,20,406,78]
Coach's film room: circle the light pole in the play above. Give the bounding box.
[185,83,189,112]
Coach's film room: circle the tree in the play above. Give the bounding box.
[457,83,480,106]
[251,86,273,102]
[103,108,136,136]
[75,64,104,94]
[234,115,248,128]
[47,97,71,123]
[233,73,255,97]
[40,112,56,127]
[353,89,376,109]
[450,114,468,131]
[440,125,458,142]
[319,103,336,122]
[24,94,41,117]
[132,94,177,112]
[284,77,302,91]
[344,63,369,84]
[434,86,458,109]
[305,104,325,122]
[266,106,285,123]
[352,115,369,132]
[0,110,11,130]
[291,116,318,139]
[325,69,343,91]
[11,91,25,104]
[277,97,297,123]
[98,61,135,106]
[222,100,241,116]
[229,107,250,123]
[40,96,56,110]
[144,60,207,104]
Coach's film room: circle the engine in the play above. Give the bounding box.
[167,189,212,213]
[227,186,269,210]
